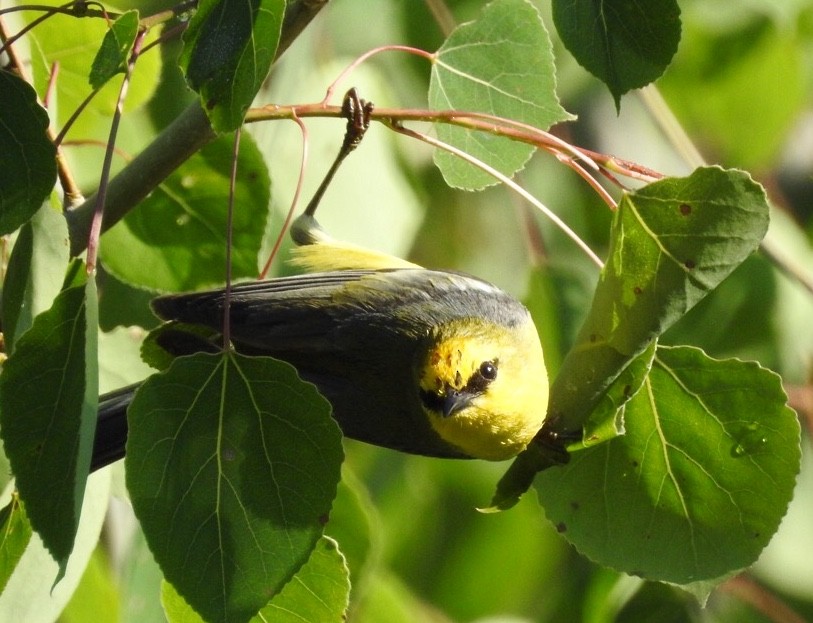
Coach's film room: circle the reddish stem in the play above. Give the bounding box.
[86,29,146,274]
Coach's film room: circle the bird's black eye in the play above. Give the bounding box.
[478,360,498,382]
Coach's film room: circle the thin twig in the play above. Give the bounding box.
[0,1,114,57]
[86,29,146,273]
[423,0,456,37]
[65,0,333,256]
[258,114,309,279]
[321,45,435,106]
[721,574,808,623]
[386,120,604,268]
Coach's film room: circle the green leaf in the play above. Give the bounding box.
[100,134,271,291]
[0,471,111,621]
[0,263,98,580]
[26,7,160,137]
[0,495,33,593]
[494,167,770,506]
[161,579,207,623]
[254,536,350,622]
[429,0,573,189]
[0,71,57,235]
[126,352,343,623]
[551,166,769,431]
[89,10,140,90]
[535,346,800,584]
[2,200,70,354]
[180,0,285,131]
[552,0,682,108]
[324,470,378,592]
[580,340,657,448]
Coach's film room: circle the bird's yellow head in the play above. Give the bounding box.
[417,316,548,461]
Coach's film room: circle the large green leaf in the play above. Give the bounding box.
[126,352,343,623]
[494,167,770,507]
[429,0,573,189]
[552,0,681,107]
[100,134,270,291]
[535,346,800,584]
[180,0,285,131]
[0,71,57,236]
[0,262,98,580]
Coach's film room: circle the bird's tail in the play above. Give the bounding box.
[91,384,138,472]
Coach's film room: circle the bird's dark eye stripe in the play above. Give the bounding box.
[465,360,498,394]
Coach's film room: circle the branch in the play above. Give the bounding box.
[66,0,331,256]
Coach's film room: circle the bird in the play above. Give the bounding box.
[91,260,549,469]
[90,88,549,470]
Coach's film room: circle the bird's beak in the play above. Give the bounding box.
[442,389,473,418]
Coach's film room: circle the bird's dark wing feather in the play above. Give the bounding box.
[149,269,528,458]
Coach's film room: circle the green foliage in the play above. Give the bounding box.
[160,537,350,623]
[537,345,800,583]
[255,536,350,622]
[89,10,140,90]
[0,262,98,581]
[100,134,271,291]
[0,496,32,593]
[125,352,343,623]
[552,0,681,107]
[180,0,285,131]
[0,72,57,235]
[494,167,774,508]
[24,0,160,160]
[1,201,69,353]
[0,0,810,621]
[429,0,573,188]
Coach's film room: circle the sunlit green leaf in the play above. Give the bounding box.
[0,71,57,236]
[0,471,111,622]
[255,536,350,623]
[100,134,270,291]
[552,0,681,107]
[180,0,285,131]
[494,167,770,507]
[0,495,32,593]
[552,167,768,433]
[127,352,343,623]
[89,10,140,90]
[2,200,69,354]
[536,346,800,584]
[0,262,98,579]
[323,470,378,594]
[26,2,160,132]
[429,0,573,189]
